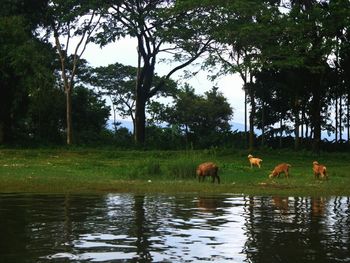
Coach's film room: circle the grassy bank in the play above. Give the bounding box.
[0,148,349,196]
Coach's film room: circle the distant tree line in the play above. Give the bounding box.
[1,0,349,152]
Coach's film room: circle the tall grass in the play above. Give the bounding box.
[123,154,202,180]
[166,158,198,179]
[127,159,162,179]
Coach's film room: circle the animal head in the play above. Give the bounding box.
[248,154,253,159]
[313,161,319,166]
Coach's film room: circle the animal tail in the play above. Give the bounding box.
[287,164,292,167]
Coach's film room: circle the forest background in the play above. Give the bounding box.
[1,0,350,153]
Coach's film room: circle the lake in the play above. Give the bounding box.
[0,193,349,262]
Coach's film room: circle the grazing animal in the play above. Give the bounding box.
[248,154,263,168]
[196,162,220,184]
[269,163,291,179]
[312,161,328,180]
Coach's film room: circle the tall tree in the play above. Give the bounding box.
[43,0,101,145]
[0,0,54,144]
[85,62,177,136]
[195,0,283,151]
[97,0,214,145]
[89,63,137,134]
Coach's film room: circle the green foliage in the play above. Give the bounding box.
[164,85,233,148]
[84,62,178,129]
[72,86,111,144]
[2,0,350,152]
[0,7,55,144]
[28,86,65,144]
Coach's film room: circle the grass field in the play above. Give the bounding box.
[0,148,349,196]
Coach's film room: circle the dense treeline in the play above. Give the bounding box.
[0,0,349,152]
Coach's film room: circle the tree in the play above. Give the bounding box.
[164,85,233,148]
[43,0,102,145]
[71,85,110,144]
[86,62,177,136]
[189,0,283,151]
[97,0,214,145]
[326,0,350,144]
[28,84,65,144]
[277,1,333,152]
[0,0,54,144]
[89,63,137,134]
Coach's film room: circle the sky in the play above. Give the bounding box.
[82,37,246,125]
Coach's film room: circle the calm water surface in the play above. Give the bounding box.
[0,193,350,262]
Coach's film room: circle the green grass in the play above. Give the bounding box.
[0,148,349,196]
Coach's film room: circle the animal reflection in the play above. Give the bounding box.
[272,196,289,214]
[196,196,228,216]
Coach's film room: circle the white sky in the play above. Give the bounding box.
[83,37,246,124]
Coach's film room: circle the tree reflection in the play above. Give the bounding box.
[243,196,350,263]
[0,195,29,262]
[2,194,350,262]
[131,195,152,262]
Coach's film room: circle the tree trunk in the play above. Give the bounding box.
[279,116,283,148]
[335,97,338,143]
[66,87,73,145]
[244,89,248,148]
[249,89,255,152]
[339,96,343,142]
[134,88,146,146]
[311,90,321,153]
[346,92,350,143]
[261,101,265,147]
[134,47,147,146]
[112,105,118,135]
[301,106,305,143]
[294,96,300,150]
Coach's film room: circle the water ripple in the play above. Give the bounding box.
[1,194,350,262]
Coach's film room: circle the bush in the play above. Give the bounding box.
[166,158,198,179]
[127,159,162,179]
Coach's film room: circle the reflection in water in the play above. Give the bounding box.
[0,194,350,262]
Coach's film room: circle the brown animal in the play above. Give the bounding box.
[196,162,220,184]
[269,163,291,179]
[248,154,262,168]
[313,161,328,180]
